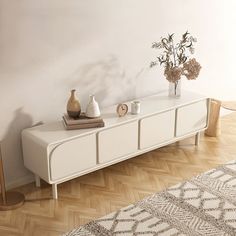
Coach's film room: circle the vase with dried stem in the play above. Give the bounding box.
[150,31,202,97]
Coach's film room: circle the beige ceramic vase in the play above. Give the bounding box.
[67,89,81,118]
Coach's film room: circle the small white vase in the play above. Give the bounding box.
[85,95,101,118]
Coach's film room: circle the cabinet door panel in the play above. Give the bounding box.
[50,134,96,181]
[176,100,208,137]
[140,110,175,149]
[98,121,138,164]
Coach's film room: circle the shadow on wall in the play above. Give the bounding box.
[63,55,148,108]
[1,107,33,184]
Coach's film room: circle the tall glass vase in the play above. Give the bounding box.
[169,79,181,97]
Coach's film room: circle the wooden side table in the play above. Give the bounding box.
[205,100,236,137]
[205,99,222,137]
[0,143,25,211]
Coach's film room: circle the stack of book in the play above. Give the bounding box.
[62,113,105,130]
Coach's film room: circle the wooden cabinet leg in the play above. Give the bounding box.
[35,175,41,187]
[195,132,200,146]
[52,184,58,199]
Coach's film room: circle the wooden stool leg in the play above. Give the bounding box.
[0,143,25,211]
[0,148,6,205]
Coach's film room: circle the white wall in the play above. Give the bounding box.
[0,0,236,188]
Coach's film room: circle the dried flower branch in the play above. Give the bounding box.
[150,31,201,83]
[182,58,201,80]
[164,67,182,83]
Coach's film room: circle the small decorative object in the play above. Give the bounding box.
[116,103,128,117]
[131,101,141,115]
[150,31,201,97]
[85,95,101,118]
[67,89,81,118]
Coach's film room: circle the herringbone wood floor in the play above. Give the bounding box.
[1,113,236,236]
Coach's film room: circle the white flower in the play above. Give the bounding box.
[189,36,197,42]
[152,42,163,49]
[189,47,195,54]
[157,42,163,48]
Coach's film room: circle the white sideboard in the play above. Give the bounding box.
[22,91,210,199]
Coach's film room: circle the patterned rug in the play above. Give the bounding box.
[64,160,236,236]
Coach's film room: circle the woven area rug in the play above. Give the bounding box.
[64,160,236,236]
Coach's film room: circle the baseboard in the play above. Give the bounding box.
[6,174,35,190]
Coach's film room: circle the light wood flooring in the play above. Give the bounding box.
[1,113,236,236]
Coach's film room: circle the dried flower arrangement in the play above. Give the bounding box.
[150,31,201,96]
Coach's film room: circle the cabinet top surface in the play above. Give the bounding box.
[22,90,208,146]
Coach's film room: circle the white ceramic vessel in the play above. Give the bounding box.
[131,101,141,115]
[85,95,101,118]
